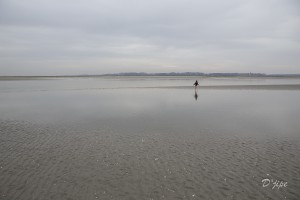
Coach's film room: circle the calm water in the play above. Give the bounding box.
[1,76,300,136]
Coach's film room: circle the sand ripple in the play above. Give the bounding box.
[0,120,299,200]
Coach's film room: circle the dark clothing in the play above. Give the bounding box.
[194,80,199,86]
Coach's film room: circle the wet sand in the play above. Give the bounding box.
[0,119,299,200]
[0,77,300,200]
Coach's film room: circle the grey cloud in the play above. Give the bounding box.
[0,0,299,75]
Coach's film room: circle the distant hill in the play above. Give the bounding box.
[101,72,300,78]
[1,72,300,78]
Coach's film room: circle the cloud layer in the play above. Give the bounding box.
[0,0,299,75]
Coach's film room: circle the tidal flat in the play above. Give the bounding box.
[0,77,300,200]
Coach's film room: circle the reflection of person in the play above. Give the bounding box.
[193,80,199,89]
[194,90,198,101]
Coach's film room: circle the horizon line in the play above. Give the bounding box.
[1,72,300,78]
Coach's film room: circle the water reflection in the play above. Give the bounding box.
[194,90,198,101]
[1,78,300,136]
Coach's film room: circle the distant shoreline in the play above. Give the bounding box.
[101,72,300,78]
[1,72,300,80]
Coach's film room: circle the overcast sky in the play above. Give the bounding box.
[0,0,299,75]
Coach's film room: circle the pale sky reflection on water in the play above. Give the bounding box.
[0,77,300,137]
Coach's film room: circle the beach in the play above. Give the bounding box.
[0,77,300,200]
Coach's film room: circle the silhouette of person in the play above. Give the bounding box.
[193,80,199,89]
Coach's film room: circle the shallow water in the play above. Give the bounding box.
[1,77,300,136]
[0,77,300,200]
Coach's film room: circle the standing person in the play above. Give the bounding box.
[193,80,199,89]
